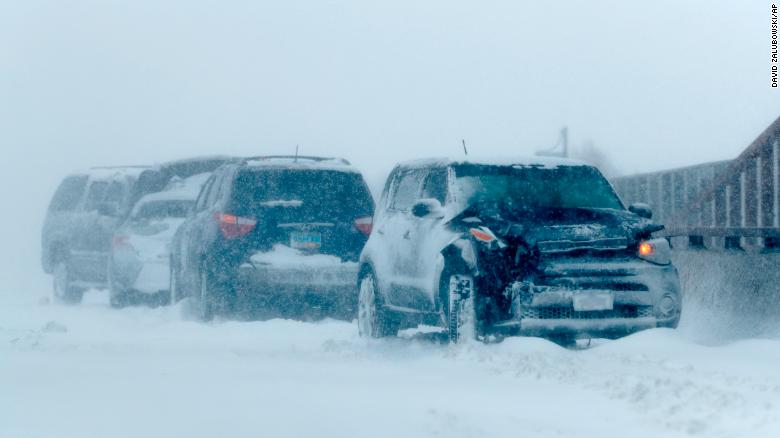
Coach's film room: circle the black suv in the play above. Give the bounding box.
[357,157,682,343]
[169,156,375,321]
[42,157,235,304]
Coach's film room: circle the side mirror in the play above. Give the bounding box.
[411,198,443,218]
[629,202,653,219]
[97,202,120,217]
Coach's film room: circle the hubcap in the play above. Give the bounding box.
[358,275,377,337]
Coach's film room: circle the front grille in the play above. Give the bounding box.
[521,305,654,320]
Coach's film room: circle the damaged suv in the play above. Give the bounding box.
[357,157,681,343]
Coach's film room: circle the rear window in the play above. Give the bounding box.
[132,200,194,220]
[230,169,373,217]
[49,175,88,212]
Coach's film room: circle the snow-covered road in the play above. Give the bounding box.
[2,286,780,438]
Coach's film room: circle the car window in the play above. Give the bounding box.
[206,170,225,207]
[49,175,88,212]
[421,168,447,204]
[133,200,194,220]
[195,176,216,212]
[84,181,109,211]
[391,170,425,211]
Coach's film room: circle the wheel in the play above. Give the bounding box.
[196,264,235,322]
[197,268,216,321]
[168,261,179,305]
[107,267,130,308]
[443,269,479,343]
[52,260,84,304]
[109,288,131,308]
[357,272,399,338]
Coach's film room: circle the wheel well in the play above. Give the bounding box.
[436,245,473,314]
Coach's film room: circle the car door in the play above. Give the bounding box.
[42,174,88,273]
[381,168,426,308]
[406,166,451,306]
[70,178,110,282]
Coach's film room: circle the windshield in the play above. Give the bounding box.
[454,164,623,210]
[132,199,193,220]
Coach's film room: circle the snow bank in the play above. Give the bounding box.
[2,285,780,438]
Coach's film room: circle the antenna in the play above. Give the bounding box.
[535,126,569,158]
[462,139,468,156]
[294,144,299,162]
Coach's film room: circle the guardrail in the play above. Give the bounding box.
[611,115,780,250]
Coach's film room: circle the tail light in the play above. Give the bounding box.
[354,216,373,236]
[469,227,496,243]
[214,212,256,239]
[112,235,129,250]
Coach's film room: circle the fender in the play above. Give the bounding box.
[440,237,478,272]
[435,237,479,313]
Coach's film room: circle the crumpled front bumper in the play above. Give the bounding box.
[495,258,681,338]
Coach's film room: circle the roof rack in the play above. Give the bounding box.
[241,155,351,165]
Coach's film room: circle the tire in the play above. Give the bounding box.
[443,269,479,343]
[168,261,179,306]
[197,268,216,322]
[357,272,399,338]
[196,264,235,322]
[107,267,129,308]
[109,288,131,308]
[52,260,84,305]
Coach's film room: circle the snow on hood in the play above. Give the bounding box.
[456,205,661,248]
[250,244,357,268]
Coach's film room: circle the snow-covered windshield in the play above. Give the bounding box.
[454,164,623,210]
[132,200,193,220]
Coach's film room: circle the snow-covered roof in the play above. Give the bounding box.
[243,156,359,173]
[132,173,210,209]
[398,156,590,170]
[81,166,152,181]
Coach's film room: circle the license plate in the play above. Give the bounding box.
[572,292,614,312]
[290,232,322,250]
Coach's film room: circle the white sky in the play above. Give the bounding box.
[1,1,779,287]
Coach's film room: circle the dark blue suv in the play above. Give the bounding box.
[169,156,375,321]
